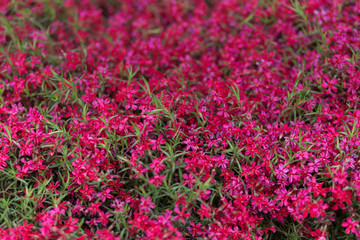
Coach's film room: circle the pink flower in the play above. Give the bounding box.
[140,196,155,212]
[198,204,211,220]
[342,217,359,234]
[321,77,337,94]
[149,175,165,186]
[18,142,34,156]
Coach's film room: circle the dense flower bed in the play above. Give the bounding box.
[1,0,360,239]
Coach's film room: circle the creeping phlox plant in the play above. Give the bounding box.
[0,0,360,239]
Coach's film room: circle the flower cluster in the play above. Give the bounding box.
[0,0,360,239]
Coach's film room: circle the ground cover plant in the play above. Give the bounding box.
[0,0,360,239]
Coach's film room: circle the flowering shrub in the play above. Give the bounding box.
[0,0,360,239]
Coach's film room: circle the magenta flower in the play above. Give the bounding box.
[342,218,359,234]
